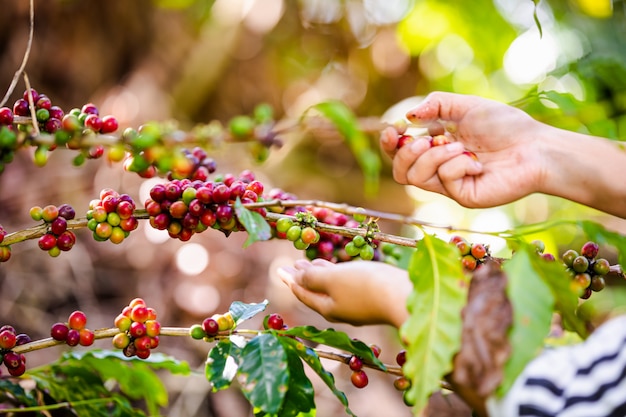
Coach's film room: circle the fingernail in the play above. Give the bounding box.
[444,142,464,152]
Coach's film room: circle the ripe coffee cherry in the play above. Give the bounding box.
[66,329,80,347]
[130,305,150,323]
[266,313,284,330]
[396,135,415,149]
[100,115,119,134]
[0,329,17,349]
[79,329,95,346]
[461,254,478,271]
[68,311,87,330]
[581,241,599,259]
[202,317,220,337]
[50,322,69,341]
[470,243,487,259]
[129,322,147,338]
[396,350,407,367]
[38,234,57,251]
[351,370,369,388]
[370,344,382,358]
[3,351,21,369]
[145,320,161,337]
[348,355,363,371]
[456,240,471,256]
[0,107,14,125]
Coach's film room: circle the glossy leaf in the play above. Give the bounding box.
[282,326,385,370]
[229,299,269,325]
[206,338,242,391]
[58,350,189,415]
[237,333,289,415]
[526,247,588,338]
[309,101,381,195]
[399,233,468,413]
[235,198,272,248]
[289,336,355,417]
[498,249,555,396]
[275,336,317,417]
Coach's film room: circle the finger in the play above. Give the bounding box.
[311,258,334,267]
[391,138,431,184]
[400,141,466,187]
[437,153,483,183]
[406,91,480,123]
[380,126,399,159]
[280,263,333,294]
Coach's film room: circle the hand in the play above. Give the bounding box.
[380,92,549,208]
[277,259,411,328]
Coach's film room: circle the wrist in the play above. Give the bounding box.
[538,125,626,217]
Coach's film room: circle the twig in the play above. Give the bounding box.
[0,0,35,108]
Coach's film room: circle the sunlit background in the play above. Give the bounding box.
[0,0,625,416]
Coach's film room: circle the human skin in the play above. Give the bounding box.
[380,91,626,218]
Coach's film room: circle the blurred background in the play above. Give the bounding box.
[0,0,625,416]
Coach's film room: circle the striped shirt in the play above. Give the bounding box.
[486,314,626,417]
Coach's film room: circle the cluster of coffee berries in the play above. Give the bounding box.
[168,147,217,182]
[274,216,321,251]
[112,298,160,359]
[50,311,95,348]
[344,235,376,260]
[380,242,404,266]
[270,204,384,263]
[393,350,411,392]
[189,312,236,341]
[12,89,67,135]
[0,107,18,173]
[86,189,138,244]
[0,325,30,377]
[31,203,77,257]
[392,120,478,161]
[347,344,381,389]
[145,170,266,241]
[563,241,610,299]
[0,225,10,262]
[450,235,489,272]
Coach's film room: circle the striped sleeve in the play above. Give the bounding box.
[486,314,626,417]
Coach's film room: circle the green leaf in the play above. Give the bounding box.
[289,337,355,417]
[309,101,381,196]
[237,333,289,415]
[526,248,588,338]
[234,198,272,248]
[57,350,190,415]
[281,326,385,370]
[206,338,242,391]
[579,220,626,269]
[399,234,468,413]
[498,249,555,396]
[229,299,269,325]
[276,337,317,417]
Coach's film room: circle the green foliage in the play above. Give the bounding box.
[229,299,270,325]
[308,101,381,196]
[498,249,555,396]
[234,198,273,248]
[27,350,190,416]
[399,234,468,413]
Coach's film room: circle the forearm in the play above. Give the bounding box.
[538,125,626,218]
